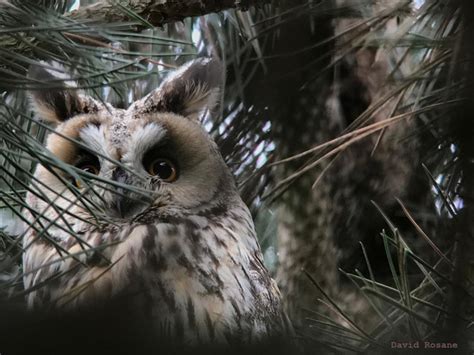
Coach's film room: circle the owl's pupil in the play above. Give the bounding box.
[146,158,177,182]
[153,161,172,179]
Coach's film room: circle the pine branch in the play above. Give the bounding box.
[69,0,272,28]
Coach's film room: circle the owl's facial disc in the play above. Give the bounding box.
[29,58,230,221]
[103,122,181,220]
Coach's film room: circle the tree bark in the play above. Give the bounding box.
[243,0,438,333]
[70,0,271,27]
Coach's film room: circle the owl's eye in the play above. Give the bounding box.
[73,157,100,188]
[77,162,100,175]
[146,158,178,182]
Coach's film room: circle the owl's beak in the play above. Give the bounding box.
[111,167,138,219]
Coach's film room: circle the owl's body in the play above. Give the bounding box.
[23,59,289,345]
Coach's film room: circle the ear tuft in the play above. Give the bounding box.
[28,64,99,124]
[136,58,224,121]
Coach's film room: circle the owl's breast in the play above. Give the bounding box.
[23,210,289,344]
[126,218,287,344]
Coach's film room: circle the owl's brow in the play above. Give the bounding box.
[128,122,167,160]
[79,124,108,157]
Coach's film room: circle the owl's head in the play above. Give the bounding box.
[29,59,237,223]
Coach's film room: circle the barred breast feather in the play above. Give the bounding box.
[23,201,290,344]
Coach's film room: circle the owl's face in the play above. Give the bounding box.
[29,59,234,225]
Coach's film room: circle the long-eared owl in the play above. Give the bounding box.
[22,58,290,345]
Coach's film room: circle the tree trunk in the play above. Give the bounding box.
[253,0,439,331]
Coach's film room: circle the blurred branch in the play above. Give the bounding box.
[70,0,272,27]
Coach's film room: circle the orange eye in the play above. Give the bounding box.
[146,158,178,182]
[78,163,100,175]
[74,161,100,188]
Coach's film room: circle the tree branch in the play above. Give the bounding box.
[70,0,271,27]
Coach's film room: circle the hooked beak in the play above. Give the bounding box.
[111,167,138,219]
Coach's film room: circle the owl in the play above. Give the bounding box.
[22,58,290,346]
